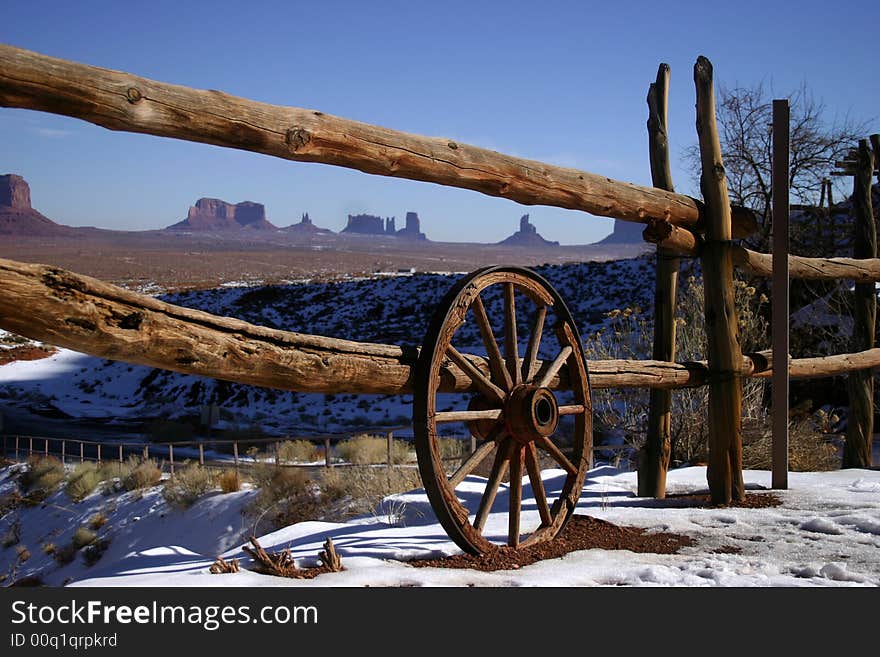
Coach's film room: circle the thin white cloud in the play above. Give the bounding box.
[32,127,72,138]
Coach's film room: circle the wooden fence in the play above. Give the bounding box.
[0,432,632,474]
[0,44,877,505]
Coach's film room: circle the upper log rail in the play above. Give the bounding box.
[0,44,755,236]
[0,257,877,396]
[645,220,880,283]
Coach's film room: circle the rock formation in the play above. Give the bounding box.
[497,214,558,247]
[396,211,426,240]
[166,198,276,231]
[282,212,335,236]
[595,218,645,244]
[342,213,386,235]
[0,174,69,236]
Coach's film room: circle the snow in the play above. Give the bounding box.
[3,464,878,587]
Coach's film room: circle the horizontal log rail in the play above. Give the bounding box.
[0,44,754,236]
[1,258,878,397]
[645,221,880,283]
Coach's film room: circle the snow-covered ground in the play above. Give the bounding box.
[2,464,878,587]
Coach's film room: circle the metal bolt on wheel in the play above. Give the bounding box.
[413,266,592,555]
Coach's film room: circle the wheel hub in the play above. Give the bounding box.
[505,385,559,445]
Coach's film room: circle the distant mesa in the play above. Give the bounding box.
[342,211,427,240]
[166,197,277,231]
[497,214,558,247]
[596,218,645,245]
[281,212,335,236]
[0,174,70,236]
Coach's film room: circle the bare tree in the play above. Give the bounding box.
[685,82,870,253]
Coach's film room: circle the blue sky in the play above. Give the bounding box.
[2,0,878,244]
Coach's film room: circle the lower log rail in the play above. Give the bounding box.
[0,257,877,394]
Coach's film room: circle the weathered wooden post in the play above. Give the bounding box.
[324,436,332,468]
[60,439,65,464]
[96,442,102,464]
[44,437,48,457]
[639,63,678,498]
[198,442,205,466]
[694,56,745,504]
[233,441,239,471]
[844,139,876,468]
[79,441,84,464]
[15,436,19,461]
[168,443,175,477]
[386,432,394,469]
[118,444,123,464]
[772,99,790,489]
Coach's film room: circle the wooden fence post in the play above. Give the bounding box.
[168,443,175,477]
[44,437,48,457]
[639,62,678,498]
[324,436,331,468]
[694,56,745,504]
[15,436,19,461]
[233,441,239,471]
[199,443,205,466]
[386,432,394,469]
[61,439,65,464]
[96,442,102,464]
[843,139,876,468]
[29,436,33,457]
[274,441,280,467]
[144,444,149,460]
[118,444,123,464]
[79,441,84,464]
[771,99,790,489]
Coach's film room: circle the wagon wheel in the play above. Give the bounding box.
[413,265,592,555]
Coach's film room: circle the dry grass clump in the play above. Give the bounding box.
[19,456,65,501]
[71,526,97,549]
[336,434,411,465]
[216,468,242,493]
[88,512,108,530]
[320,465,421,519]
[121,457,162,491]
[742,411,840,471]
[65,462,104,502]
[162,463,214,508]
[247,464,320,530]
[277,440,320,464]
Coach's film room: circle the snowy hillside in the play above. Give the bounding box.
[0,257,657,436]
[2,462,878,587]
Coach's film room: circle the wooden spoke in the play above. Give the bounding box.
[435,408,502,423]
[535,435,578,476]
[474,437,514,532]
[525,443,552,527]
[557,404,586,416]
[521,305,547,383]
[503,283,521,386]
[535,345,573,388]
[448,439,499,488]
[508,445,524,547]
[471,294,513,391]
[445,345,505,404]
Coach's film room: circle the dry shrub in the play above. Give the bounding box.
[19,456,65,500]
[42,543,56,555]
[319,465,421,518]
[742,412,840,471]
[217,468,241,493]
[15,545,30,563]
[247,464,320,530]
[65,463,104,502]
[278,440,320,464]
[122,457,162,491]
[88,512,108,530]
[71,526,97,549]
[83,538,110,566]
[162,464,214,508]
[1,519,20,548]
[53,544,77,566]
[336,434,411,465]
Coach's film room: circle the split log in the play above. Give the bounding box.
[694,56,745,504]
[639,64,677,499]
[645,223,880,283]
[0,43,756,235]
[1,257,878,395]
[844,140,876,469]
